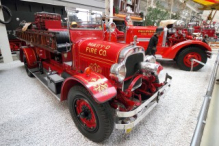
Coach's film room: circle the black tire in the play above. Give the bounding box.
[68,86,114,142]
[23,55,34,77]
[176,47,207,71]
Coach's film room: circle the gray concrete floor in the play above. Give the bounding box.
[0,55,215,146]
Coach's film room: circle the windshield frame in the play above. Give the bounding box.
[65,7,103,31]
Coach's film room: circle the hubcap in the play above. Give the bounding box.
[183,52,201,67]
[74,98,97,131]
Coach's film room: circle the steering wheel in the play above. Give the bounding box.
[0,5,12,24]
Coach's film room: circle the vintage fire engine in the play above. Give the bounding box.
[16,9,172,142]
[188,15,218,42]
[111,17,212,71]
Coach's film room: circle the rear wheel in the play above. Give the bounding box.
[23,55,34,77]
[176,47,207,71]
[67,86,114,142]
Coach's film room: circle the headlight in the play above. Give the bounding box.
[110,64,126,82]
[138,62,163,75]
[107,22,116,32]
[145,55,156,63]
[117,65,126,81]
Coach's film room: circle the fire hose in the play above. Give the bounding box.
[0,5,12,24]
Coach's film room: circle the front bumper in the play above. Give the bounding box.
[115,73,172,132]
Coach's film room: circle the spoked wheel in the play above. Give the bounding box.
[183,52,201,68]
[75,98,98,132]
[176,47,207,71]
[23,55,34,77]
[68,86,114,142]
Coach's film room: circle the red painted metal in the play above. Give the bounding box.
[183,52,202,67]
[34,12,61,30]
[68,72,117,103]
[22,47,37,68]
[161,40,211,59]
[44,20,62,29]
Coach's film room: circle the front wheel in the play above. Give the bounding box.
[176,47,207,71]
[67,86,114,142]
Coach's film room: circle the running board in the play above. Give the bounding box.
[30,69,61,101]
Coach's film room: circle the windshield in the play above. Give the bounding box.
[66,8,102,30]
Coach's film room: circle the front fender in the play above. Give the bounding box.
[162,40,212,59]
[22,47,37,68]
[61,72,117,103]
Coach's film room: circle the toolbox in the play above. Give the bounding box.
[47,74,64,94]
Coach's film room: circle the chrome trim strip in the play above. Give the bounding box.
[137,38,150,42]
[115,102,157,130]
[119,46,145,61]
[162,27,168,47]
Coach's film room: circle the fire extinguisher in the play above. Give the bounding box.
[0,5,12,24]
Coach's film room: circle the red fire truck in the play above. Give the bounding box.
[16,9,172,142]
[188,15,218,41]
[110,17,212,71]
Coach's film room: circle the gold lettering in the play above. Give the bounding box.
[105,45,110,49]
[86,47,89,52]
[99,49,103,55]
[99,49,107,56]
[94,49,97,54]
[91,48,94,53]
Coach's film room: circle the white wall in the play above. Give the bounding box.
[0,0,13,63]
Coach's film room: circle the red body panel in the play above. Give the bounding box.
[75,39,129,80]
[160,40,212,59]
[44,20,62,29]
[78,39,128,63]
[22,47,37,68]
[125,26,158,47]
[61,72,117,103]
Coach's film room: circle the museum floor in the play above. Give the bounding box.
[0,54,216,146]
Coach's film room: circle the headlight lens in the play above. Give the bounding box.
[145,55,156,63]
[138,62,163,75]
[117,65,126,82]
[110,64,126,83]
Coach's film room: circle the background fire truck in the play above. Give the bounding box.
[108,17,212,71]
[188,15,218,42]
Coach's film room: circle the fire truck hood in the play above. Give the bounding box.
[77,39,130,63]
